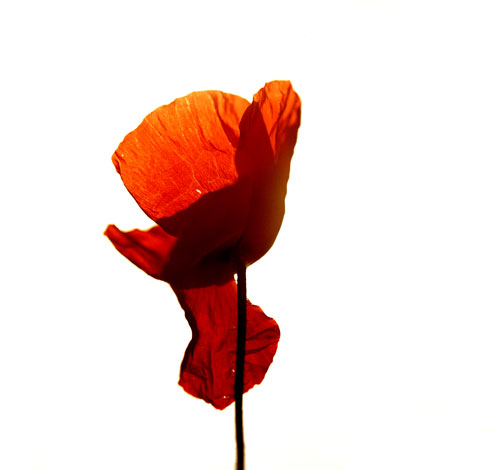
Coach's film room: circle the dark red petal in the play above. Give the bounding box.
[155,180,251,283]
[104,224,176,281]
[173,280,280,410]
[235,81,301,264]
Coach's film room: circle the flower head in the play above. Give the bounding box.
[105,81,301,409]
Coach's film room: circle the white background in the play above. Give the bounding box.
[1,0,500,468]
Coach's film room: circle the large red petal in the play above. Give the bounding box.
[112,91,253,278]
[173,280,280,410]
[113,91,250,221]
[235,81,301,264]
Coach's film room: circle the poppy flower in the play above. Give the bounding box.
[105,80,301,410]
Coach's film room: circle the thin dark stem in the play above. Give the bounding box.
[235,261,247,470]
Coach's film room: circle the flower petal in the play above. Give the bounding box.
[105,224,279,408]
[113,91,250,221]
[104,224,176,280]
[105,223,240,287]
[155,180,251,283]
[112,91,253,279]
[173,280,280,410]
[235,80,301,264]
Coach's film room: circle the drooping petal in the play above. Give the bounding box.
[112,91,253,278]
[104,223,236,287]
[235,80,301,265]
[173,280,280,410]
[104,224,176,280]
[105,224,279,409]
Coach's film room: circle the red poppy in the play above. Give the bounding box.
[105,81,301,409]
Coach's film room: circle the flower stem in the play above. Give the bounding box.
[235,261,247,470]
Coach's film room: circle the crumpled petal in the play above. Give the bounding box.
[173,280,280,410]
[104,224,281,410]
[235,81,301,264]
[112,91,253,279]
